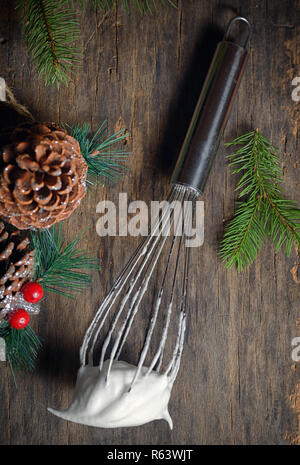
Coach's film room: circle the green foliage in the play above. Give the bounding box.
[17,0,177,86]
[220,198,265,271]
[220,130,300,271]
[17,0,80,87]
[65,121,129,186]
[0,320,41,372]
[30,225,99,298]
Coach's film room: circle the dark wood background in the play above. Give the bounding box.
[0,0,299,445]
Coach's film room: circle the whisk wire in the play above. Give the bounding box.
[80,187,178,366]
[100,187,184,375]
[80,184,197,390]
[153,194,194,374]
[129,188,191,387]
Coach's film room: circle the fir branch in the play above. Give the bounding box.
[64,121,129,187]
[0,320,41,372]
[17,0,80,87]
[220,130,300,270]
[30,224,99,298]
[17,0,176,86]
[263,196,300,256]
[220,198,265,271]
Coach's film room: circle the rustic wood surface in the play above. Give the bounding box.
[0,0,299,445]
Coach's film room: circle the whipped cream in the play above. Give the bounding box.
[48,359,174,429]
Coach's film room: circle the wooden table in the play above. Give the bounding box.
[0,0,299,445]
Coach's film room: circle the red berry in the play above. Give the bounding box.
[8,308,30,329]
[22,282,44,303]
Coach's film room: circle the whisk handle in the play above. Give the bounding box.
[171,17,252,194]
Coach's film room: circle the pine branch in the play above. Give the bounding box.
[220,130,300,270]
[30,224,99,298]
[220,198,265,271]
[263,196,300,256]
[64,121,129,187]
[17,0,80,87]
[0,320,41,372]
[17,0,176,87]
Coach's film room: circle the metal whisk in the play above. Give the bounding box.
[49,17,252,427]
[80,16,252,385]
[80,184,198,387]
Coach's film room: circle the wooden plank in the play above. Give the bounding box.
[0,0,299,445]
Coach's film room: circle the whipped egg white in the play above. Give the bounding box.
[48,359,174,428]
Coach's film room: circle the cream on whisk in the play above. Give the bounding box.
[48,359,174,428]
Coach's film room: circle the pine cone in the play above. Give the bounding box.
[0,122,87,229]
[0,221,34,300]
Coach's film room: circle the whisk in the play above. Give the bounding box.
[49,17,252,429]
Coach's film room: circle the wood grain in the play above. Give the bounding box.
[0,0,299,445]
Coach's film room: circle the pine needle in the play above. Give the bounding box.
[17,0,80,87]
[220,198,265,271]
[30,224,99,298]
[64,121,129,187]
[17,0,176,86]
[220,129,300,271]
[0,321,41,372]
